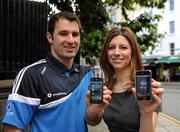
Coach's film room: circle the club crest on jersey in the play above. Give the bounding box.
[7,103,11,112]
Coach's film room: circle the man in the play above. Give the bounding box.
[2,11,111,132]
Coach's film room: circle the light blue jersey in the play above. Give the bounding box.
[2,53,94,132]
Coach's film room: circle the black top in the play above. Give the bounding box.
[103,91,161,132]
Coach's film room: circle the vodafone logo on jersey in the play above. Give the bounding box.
[47,92,67,98]
[47,93,52,98]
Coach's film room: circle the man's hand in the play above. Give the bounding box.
[86,86,112,125]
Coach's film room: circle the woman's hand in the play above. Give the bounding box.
[86,86,112,125]
[136,79,164,115]
[136,79,164,132]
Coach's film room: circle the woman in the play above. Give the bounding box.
[99,27,164,132]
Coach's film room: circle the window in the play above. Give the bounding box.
[170,43,175,55]
[169,0,174,11]
[111,15,117,23]
[169,21,175,34]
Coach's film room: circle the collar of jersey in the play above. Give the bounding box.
[45,52,80,74]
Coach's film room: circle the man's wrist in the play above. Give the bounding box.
[85,109,104,126]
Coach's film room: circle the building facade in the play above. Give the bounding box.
[107,0,180,81]
[148,0,180,56]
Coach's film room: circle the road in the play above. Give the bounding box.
[161,82,180,121]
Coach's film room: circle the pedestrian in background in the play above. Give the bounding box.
[87,27,164,132]
[163,69,170,82]
[2,11,111,132]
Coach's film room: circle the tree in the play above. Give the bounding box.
[75,0,109,65]
[48,0,167,63]
[104,0,167,54]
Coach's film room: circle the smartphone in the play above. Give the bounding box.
[90,77,103,104]
[135,70,152,100]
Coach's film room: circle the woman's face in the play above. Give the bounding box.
[107,35,132,71]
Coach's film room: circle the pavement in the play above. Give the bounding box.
[88,112,180,132]
[157,113,180,132]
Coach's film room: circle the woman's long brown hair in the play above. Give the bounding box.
[100,27,144,90]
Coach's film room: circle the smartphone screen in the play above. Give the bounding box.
[136,70,152,100]
[90,77,103,104]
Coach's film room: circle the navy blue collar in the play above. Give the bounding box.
[45,52,80,74]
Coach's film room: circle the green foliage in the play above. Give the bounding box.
[136,0,167,9]
[81,29,108,65]
[76,0,167,61]
[49,0,167,63]
[75,0,109,33]
[105,0,167,9]
[119,12,165,53]
[75,0,110,64]
[105,0,167,54]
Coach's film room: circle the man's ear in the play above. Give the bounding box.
[46,32,53,44]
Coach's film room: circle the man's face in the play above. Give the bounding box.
[47,18,80,64]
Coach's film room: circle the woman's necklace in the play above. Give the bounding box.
[112,79,133,93]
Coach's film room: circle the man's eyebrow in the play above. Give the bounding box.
[58,30,79,32]
[73,31,80,33]
[58,30,67,32]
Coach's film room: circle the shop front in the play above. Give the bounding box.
[155,56,180,82]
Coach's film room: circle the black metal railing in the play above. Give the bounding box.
[0,0,48,80]
[0,1,48,131]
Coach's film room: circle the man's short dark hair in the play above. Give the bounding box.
[48,11,82,35]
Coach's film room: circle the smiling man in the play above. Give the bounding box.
[2,11,112,132]
[2,11,93,132]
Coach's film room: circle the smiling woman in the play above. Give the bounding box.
[97,27,164,132]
